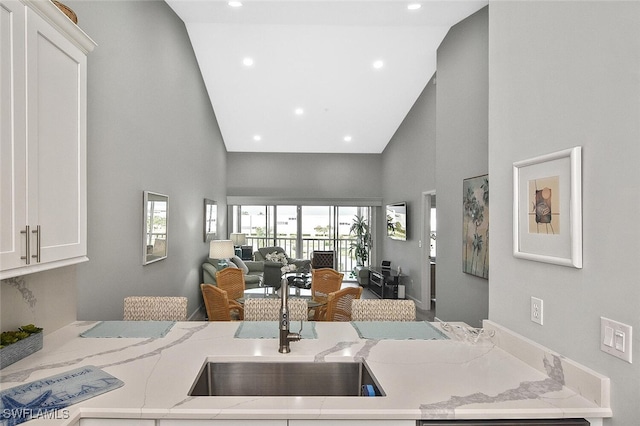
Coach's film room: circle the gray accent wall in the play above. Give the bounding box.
[70,0,227,321]
[0,0,228,325]
[380,75,437,307]
[226,152,382,201]
[489,2,640,425]
[434,7,489,326]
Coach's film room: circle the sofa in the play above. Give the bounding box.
[202,247,312,291]
[253,246,311,272]
[254,247,312,290]
[201,255,264,289]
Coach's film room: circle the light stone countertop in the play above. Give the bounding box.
[0,320,611,425]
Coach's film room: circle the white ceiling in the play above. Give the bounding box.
[165,0,488,153]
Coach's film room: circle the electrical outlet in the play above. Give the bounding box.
[530,297,543,325]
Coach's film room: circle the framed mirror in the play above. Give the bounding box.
[204,199,217,242]
[143,191,168,265]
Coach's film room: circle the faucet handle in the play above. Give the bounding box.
[287,332,302,342]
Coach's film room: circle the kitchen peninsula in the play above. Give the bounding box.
[0,321,610,425]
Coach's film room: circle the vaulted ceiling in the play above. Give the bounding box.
[165,0,487,153]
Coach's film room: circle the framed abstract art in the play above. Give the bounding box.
[513,146,582,268]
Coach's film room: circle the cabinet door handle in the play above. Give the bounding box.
[20,226,31,265]
[32,225,41,263]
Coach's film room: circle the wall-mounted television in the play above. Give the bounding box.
[386,202,407,241]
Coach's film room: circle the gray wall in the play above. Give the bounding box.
[488,2,640,425]
[434,7,489,326]
[380,75,437,306]
[226,152,382,200]
[66,0,227,321]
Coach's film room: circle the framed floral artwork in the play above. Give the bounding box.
[463,174,489,279]
[513,146,582,268]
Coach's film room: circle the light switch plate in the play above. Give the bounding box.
[601,317,632,363]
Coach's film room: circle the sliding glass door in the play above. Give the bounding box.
[300,206,333,261]
[237,205,273,244]
[275,205,298,257]
[232,204,371,277]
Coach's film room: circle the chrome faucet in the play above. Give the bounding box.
[279,276,301,353]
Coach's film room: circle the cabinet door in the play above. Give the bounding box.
[0,1,27,270]
[25,6,87,264]
[290,421,414,426]
[160,421,286,426]
[80,420,155,426]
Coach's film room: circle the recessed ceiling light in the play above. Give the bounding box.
[344,135,353,142]
[253,135,262,141]
[372,60,384,69]
[407,3,421,10]
[294,108,304,115]
[228,1,243,7]
[242,57,254,67]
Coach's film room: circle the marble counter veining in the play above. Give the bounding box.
[0,320,611,425]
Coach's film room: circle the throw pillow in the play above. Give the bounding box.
[265,251,288,264]
[231,255,249,275]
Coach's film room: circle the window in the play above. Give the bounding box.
[232,204,372,277]
[430,206,437,259]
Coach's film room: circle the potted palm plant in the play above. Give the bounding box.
[349,215,372,285]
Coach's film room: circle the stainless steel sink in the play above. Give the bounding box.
[189,361,385,397]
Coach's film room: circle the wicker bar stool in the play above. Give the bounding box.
[123,296,188,321]
[351,299,416,321]
[243,298,308,321]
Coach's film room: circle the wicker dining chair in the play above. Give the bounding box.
[200,283,244,321]
[320,286,363,322]
[243,298,308,321]
[310,268,344,320]
[123,296,188,321]
[215,267,245,301]
[351,299,416,321]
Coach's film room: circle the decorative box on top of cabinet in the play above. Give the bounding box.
[0,0,96,279]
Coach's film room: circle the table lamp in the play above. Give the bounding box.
[209,239,234,269]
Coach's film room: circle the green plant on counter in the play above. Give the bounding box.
[0,324,43,349]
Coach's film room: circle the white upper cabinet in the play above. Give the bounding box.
[1,1,27,273]
[0,0,95,279]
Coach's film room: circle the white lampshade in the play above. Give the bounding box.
[230,233,246,246]
[209,240,234,259]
